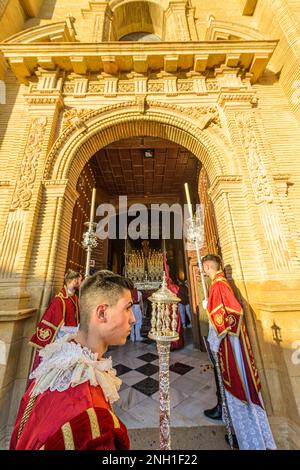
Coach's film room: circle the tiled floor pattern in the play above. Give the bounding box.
[107,330,225,430]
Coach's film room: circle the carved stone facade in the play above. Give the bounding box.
[11,117,47,211]
[0,0,300,450]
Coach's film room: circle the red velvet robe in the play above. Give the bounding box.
[207,271,262,407]
[30,287,80,350]
[10,381,129,450]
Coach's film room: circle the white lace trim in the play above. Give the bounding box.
[29,334,121,404]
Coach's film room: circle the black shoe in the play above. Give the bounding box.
[225,433,239,450]
[203,403,222,420]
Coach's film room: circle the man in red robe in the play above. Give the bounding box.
[10,270,135,450]
[29,270,82,371]
[202,254,276,450]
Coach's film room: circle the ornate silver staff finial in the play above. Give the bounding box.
[148,274,180,450]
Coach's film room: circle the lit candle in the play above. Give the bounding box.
[90,188,96,223]
[184,182,193,218]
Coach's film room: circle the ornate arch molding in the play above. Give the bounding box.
[109,0,165,41]
[44,101,234,187]
[205,19,266,41]
[3,18,76,44]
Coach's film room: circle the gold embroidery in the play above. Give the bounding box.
[108,410,120,429]
[41,319,58,330]
[209,303,223,315]
[240,327,261,394]
[17,395,37,440]
[87,408,101,440]
[37,327,52,341]
[226,314,237,327]
[61,422,75,450]
[215,312,224,326]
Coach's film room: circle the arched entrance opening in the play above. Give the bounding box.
[40,104,229,303]
[64,135,221,349]
[24,106,272,447]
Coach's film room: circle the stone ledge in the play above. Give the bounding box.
[255,302,300,313]
[0,308,36,322]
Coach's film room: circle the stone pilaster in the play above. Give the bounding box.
[164,1,191,41]
[217,82,298,278]
[82,1,113,42]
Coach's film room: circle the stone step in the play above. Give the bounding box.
[128,425,229,450]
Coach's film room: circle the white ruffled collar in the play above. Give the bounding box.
[29,334,121,404]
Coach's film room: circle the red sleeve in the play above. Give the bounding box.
[42,407,130,451]
[29,296,64,349]
[207,281,243,337]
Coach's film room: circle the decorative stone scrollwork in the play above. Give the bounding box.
[236,112,273,204]
[206,80,219,91]
[118,82,135,93]
[62,108,92,131]
[11,117,47,211]
[88,82,105,94]
[148,81,164,93]
[147,100,221,129]
[63,82,75,94]
[177,80,194,92]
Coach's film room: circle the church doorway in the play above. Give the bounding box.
[62,135,224,446]
[65,136,220,349]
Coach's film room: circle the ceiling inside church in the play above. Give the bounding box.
[89,138,200,197]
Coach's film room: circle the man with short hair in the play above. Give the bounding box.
[10,270,135,450]
[202,254,276,450]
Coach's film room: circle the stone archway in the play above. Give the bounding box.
[35,102,239,354]
[38,102,239,295]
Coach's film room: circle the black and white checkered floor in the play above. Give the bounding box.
[108,330,224,429]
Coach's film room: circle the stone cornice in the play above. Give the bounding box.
[208,175,243,198]
[0,308,36,322]
[218,91,256,107]
[255,302,300,313]
[43,179,80,203]
[0,40,278,83]
[25,93,64,108]
[3,19,76,44]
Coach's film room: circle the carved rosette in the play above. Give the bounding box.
[11,116,47,211]
[62,108,92,131]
